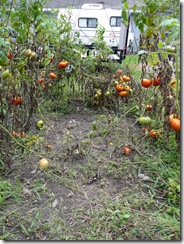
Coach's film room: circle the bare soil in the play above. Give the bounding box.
[1,101,161,240]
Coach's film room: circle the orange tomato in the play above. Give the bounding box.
[116,69,123,75]
[21,132,26,137]
[124,147,131,155]
[38,78,44,84]
[42,85,47,90]
[59,60,68,68]
[170,118,180,132]
[150,130,157,139]
[7,53,12,59]
[50,57,54,63]
[116,84,125,92]
[169,114,178,122]
[119,90,128,97]
[141,79,152,88]
[122,75,131,82]
[146,105,153,111]
[49,72,57,79]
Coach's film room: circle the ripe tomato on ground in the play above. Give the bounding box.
[124,146,131,155]
[146,105,153,111]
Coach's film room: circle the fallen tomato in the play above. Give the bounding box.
[38,158,50,169]
[124,146,131,156]
[146,105,153,111]
[139,116,151,125]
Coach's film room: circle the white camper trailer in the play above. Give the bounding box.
[43,3,135,62]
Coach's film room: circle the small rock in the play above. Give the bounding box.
[138,173,145,179]
[30,169,37,174]
[52,199,58,208]
[142,176,150,181]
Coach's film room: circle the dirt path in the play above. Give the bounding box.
[2,106,159,240]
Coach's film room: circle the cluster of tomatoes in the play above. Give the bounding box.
[141,76,161,88]
[114,69,132,97]
[11,131,26,137]
[10,96,22,106]
[49,60,69,79]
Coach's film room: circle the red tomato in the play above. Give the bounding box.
[16,96,22,105]
[49,72,57,79]
[38,78,44,84]
[146,105,153,111]
[59,61,68,68]
[7,53,12,59]
[153,77,161,86]
[141,79,152,88]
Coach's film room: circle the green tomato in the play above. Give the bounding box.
[96,90,102,97]
[139,116,151,125]
[166,46,175,53]
[36,120,44,129]
[105,91,111,97]
[24,49,32,58]
[94,94,98,100]
[2,69,10,80]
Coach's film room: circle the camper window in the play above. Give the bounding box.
[110,17,121,27]
[78,18,97,28]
